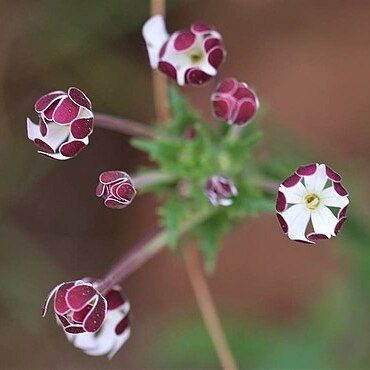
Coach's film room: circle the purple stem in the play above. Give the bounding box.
[94,113,155,138]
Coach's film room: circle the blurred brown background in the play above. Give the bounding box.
[1,0,370,369]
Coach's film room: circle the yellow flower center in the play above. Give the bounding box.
[305,193,320,210]
[189,49,203,64]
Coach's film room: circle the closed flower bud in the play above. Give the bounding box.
[42,280,130,359]
[211,78,259,126]
[27,87,93,160]
[205,175,238,206]
[96,171,136,209]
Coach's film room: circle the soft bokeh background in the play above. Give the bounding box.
[1,0,370,368]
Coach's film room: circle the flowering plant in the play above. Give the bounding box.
[29,7,350,367]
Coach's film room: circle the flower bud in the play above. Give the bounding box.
[143,15,226,86]
[27,87,93,160]
[96,171,136,209]
[204,175,238,206]
[42,280,130,359]
[211,78,259,126]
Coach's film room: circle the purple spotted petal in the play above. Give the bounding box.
[53,97,80,125]
[111,182,136,201]
[68,87,92,110]
[307,233,329,241]
[208,46,224,69]
[333,182,348,196]
[104,197,128,209]
[335,217,347,235]
[211,96,233,121]
[296,163,317,176]
[173,30,196,51]
[60,140,86,157]
[191,23,213,34]
[282,173,301,187]
[83,295,107,333]
[70,117,93,139]
[34,139,54,153]
[115,315,130,335]
[43,100,60,121]
[185,68,212,86]
[276,213,288,233]
[99,171,127,185]
[325,165,341,182]
[35,91,65,113]
[66,284,97,311]
[105,289,126,311]
[158,61,177,80]
[215,78,238,94]
[65,325,86,334]
[204,37,221,53]
[54,282,75,315]
[276,191,287,212]
[231,98,257,126]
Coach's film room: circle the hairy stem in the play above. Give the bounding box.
[94,113,155,138]
[98,210,213,294]
[132,171,176,190]
[185,248,238,370]
[151,0,170,123]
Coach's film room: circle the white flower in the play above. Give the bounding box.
[65,286,130,359]
[142,15,226,86]
[276,163,349,244]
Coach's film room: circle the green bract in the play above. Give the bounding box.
[132,86,275,269]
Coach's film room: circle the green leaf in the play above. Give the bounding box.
[159,194,192,248]
[197,212,233,270]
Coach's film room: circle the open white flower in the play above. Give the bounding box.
[276,163,349,244]
[142,15,226,86]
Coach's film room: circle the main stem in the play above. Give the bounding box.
[151,0,170,123]
[149,1,238,369]
[185,249,238,370]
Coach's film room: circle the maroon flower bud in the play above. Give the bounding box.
[143,15,226,86]
[184,125,197,140]
[42,280,131,358]
[205,175,238,206]
[27,87,94,160]
[96,171,136,209]
[211,78,259,126]
[42,280,107,334]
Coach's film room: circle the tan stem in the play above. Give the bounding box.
[151,0,170,123]
[149,2,237,368]
[184,248,238,370]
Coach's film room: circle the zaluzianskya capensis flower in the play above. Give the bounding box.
[143,15,226,86]
[42,280,130,359]
[96,171,137,209]
[27,87,93,160]
[211,77,259,126]
[205,175,238,206]
[276,163,349,244]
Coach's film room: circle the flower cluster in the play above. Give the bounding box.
[276,163,349,243]
[42,280,130,358]
[27,88,93,160]
[33,10,351,363]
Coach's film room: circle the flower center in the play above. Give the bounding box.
[189,49,204,64]
[305,193,320,210]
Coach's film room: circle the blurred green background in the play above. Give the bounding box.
[1,0,370,368]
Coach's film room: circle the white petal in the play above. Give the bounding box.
[311,205,338,237]
[280,204,311,242]
[142,15,169,68]
[280,181,307,204]
[320,186,349,209]
[196,57,217,76]
[27,118,42,140]
[107,327,130,360]
[44,123,70,151]
[304,164,328,194]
